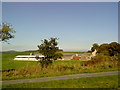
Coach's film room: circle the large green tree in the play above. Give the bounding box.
[97,42,120,56]
[97,43,110,55]
[37,37,63,68]
[0,23,16,42]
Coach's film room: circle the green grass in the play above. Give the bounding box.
[2,52,81,70]
[2,52,36,70]
[2,52,119,80]
[2,52,82,70]
[2,75,119,88]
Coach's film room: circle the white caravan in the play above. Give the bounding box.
[14,55,44,61]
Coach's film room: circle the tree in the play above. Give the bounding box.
[0,23,16,42]
[91,43,99,52]
[109,42,120,56]
[97,42,120,56]
[97,43,110,56]
[37,37,63,68]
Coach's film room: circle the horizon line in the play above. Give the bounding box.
[1,49,88,52]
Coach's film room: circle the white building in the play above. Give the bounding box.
[14,55,44,61]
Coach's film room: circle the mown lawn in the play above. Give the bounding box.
[2,75,119,88]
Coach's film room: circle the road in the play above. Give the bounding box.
[2,71,120,85]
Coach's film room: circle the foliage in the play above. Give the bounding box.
[85,42,120,66]
[84,54,111,66]
[97,42,120,57]
[0,23,16,42]
[38,59,52,69]
[91,43,99,52]
[37,38,63,68]
[109,42,120,56]
[90,42,120,58]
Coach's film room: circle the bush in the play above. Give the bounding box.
[84,54,110,66]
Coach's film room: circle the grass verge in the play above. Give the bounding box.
[2,75,119,88]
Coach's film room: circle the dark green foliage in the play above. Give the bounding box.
[91,42,120,57]
[0,23,16,42]
[37,38,63,68]
[87,50,92,53]
[85,42,120,66]
[97,42,120,57]
[39,59,52,68]
[91,43,99,52]
[109,42,120,56]
[97,43,110,55]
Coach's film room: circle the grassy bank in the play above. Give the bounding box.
[2,75,119,88]
[2,52,119,80]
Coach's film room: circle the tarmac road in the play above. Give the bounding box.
[2,71,120,85]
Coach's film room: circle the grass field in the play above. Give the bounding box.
[2,75,119,88]
[2,52,119,80]
[2,51,83,70]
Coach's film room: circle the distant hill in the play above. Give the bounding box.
[2,50,86,54]
[2,50,38,53]
[2,50,18,53]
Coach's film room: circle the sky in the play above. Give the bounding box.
[2,0,120,2]
[2,2,118,51]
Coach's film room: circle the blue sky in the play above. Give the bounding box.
[2,2,118,51]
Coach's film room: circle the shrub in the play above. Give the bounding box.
[84,54,110,66]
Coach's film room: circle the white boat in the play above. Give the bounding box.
[14,55,44,61]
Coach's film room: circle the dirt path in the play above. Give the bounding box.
[2,71,120,85]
